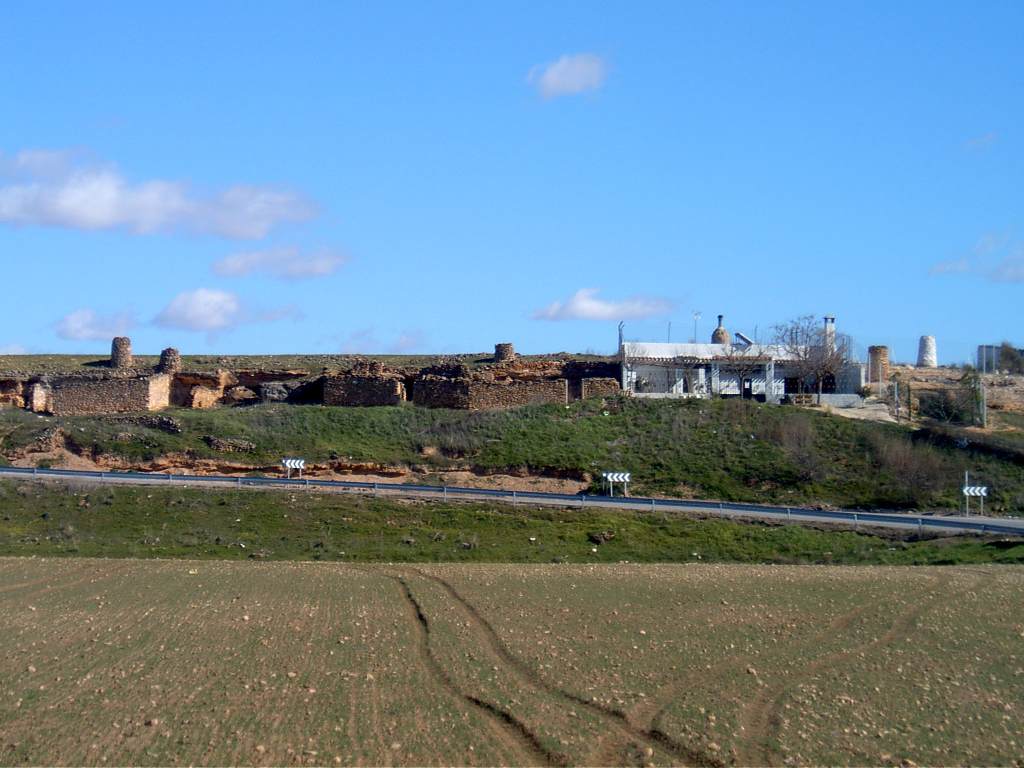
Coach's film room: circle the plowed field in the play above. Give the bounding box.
[1,559,1021,767]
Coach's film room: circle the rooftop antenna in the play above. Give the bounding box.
[691,311,701,344]
[667,321,672,343]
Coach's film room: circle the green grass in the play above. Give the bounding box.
[3,397,1024,513]
[0,351,614,374]
[1,479,1022,565]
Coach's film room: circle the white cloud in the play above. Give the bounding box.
[533,288,672,321]
[528,53,608,99]
[55,308,134,341]
[0,150,315,239]
[213,247,346,279]
[0,343,28,355]
[154,288,300,334]
[155,289,243,332]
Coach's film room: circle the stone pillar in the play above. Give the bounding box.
[494,343,516,363]
[158,347,182,375]
[111,337,133,369]
[709,363,721,397]
[867,346,890,383]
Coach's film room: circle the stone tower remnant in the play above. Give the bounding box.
[494,343,516,363]
[867,345,890,383]
[110,337,133,369]
[158,347,182,374]
[917,336,938,368]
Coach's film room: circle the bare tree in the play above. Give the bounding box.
[719,341,771,399]
[772,315,849,403]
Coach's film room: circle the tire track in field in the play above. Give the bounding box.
[735,571,978,767]
[611,591,879,767]
[389,574,561,767]
[410,568,713,768]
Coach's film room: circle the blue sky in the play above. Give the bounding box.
[1,1,1021,364]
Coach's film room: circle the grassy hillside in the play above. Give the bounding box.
[1,480,1022,565]
[2,397,1024,513]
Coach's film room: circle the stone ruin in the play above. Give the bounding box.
[158,347,182,374]
[110,337,134,369]
[1,339,623,416]
[494,343,517,364]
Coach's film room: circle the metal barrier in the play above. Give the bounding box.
[1,465,1022,537]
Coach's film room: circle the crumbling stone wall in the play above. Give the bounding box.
[29,381,52,414]
[45,374,170,416]
[111,337,133,369]
[171,370,236,408]
[0,378,25,408]
[412,376,471,409]
[465,378,568,410]
[324,373,406,406]
[581,377,621,400]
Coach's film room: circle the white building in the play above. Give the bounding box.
[620,315,865,403]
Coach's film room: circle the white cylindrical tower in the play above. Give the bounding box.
[917,335,938,368]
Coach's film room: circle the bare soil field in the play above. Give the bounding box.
[1,559,1021,767]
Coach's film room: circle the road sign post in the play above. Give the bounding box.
[281,458,306,479]
[962,471,988,516]
[602,471,631,498]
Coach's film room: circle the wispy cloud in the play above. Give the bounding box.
[213,247,346,279]
[0,343,28,355]
[154,288,299,334]
[55,308,135,341]
[528,53,608,99]
[991,254,1024,284]
[965,132,998,151]
[930,233,1024,284]
[338,328,426,354]
[389,330,426,354]
[929,258,971,275]
[0,149,315,239]
[533,288,672,321]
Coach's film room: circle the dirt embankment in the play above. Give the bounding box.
[9,439,590,495]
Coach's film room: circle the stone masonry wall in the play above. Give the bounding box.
[412,376,471,409]
[47,374,170,416]
[580,377,621,400]
[465,378,568,410]
[324,374,406,406]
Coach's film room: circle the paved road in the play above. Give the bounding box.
[2,466,1023,537]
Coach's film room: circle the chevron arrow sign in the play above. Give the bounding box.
[962,485,988,497]
[602,471,631,483]
[282,458,306,470]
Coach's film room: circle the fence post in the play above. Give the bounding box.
[373,482,378,496]
[918,518,923,535]
[33,467,37,476]
[787,507,791,520]
[853,512,858,530]
[581,494,585,509]
[443,486,447,502]
[513,490,517,506]
[651,498,655,512]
